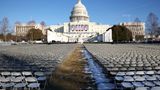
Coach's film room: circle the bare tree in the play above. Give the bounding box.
[27,20,36,25]
[40,21,47,35]
[40,21,46,26]
[0,21,2,34]
[0,17,9,41]
[146,12,159,36]
[158,27,160,36]
[134,17,141,22]
[15,21,21,25]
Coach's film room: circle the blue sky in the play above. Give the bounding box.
[0,0,160,28]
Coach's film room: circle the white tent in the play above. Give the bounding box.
[103,29,113,42]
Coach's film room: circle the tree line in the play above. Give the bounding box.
[111,12,160,42]
[0,17,46,42]
[0,12,160,42]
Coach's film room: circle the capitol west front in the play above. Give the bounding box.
[47,0,112,43]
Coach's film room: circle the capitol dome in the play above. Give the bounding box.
[70,0,89,22]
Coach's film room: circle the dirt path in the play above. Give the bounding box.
[46,45,92,90]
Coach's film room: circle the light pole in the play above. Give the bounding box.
[116,29,118,43]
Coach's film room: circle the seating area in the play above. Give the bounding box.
[0,71,46,90]
[85,44,160,90]
[0,44,76,90]
[0,43,159,89]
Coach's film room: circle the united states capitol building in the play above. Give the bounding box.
[14,0,145,43]
[47,0,112,43]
